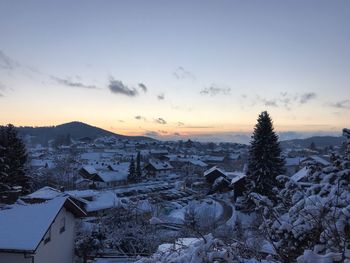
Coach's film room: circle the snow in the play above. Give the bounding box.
[291,166,309,182]
[82,165,98,175]
[98,170,128,182]
[24,186,62,200]
[149,159,173,170]
[285,157,302,166]
[297,250,342,263]
[0,197,68,251]
[65,189,99,199]
[204,166,224,177]
[30,159,55,169]
[228,172,246,184]
[85,192,121,212]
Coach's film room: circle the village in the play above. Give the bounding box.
[0,128,341,263]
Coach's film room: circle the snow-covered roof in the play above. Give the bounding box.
[0,197,85,252]
[30,159,55,169]
[203,156,225,162]
[80,152,101,160]
[291,166,310,182]
[149,160,173,170]
[188,159,208,167]
[310,155,330,166]
[203,166,225,177]
[65,189,99,199]
[24,186,62,200]
[85,192,121,212]
[82,165,98,175]
[229,172,246,184]
[285,157,302,166]
[301,155,330,166]
[98,170,128,183]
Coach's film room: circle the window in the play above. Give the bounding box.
[59,217,66,233]
[44,228,51,244]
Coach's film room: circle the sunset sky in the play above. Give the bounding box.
[0,0,349,142]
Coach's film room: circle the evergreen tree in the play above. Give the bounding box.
[247,111,285,198]
[0,124,30,203]
[128,156,136,182]
[136,151,142,179]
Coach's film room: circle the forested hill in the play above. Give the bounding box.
[16,121,153,145]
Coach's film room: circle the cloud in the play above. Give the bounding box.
[108,78,138,97]
[0,50,20,70]
[51,76,98,89]
[173,66,196,80]
[174,132,181,136]
[177,122,185,126]
[138,83,148,92]
[135,115,147,121]
[154,117,167,124]
[242,92,317,110]
[299,92,317,104]
[158,130,168,134]
[157,93,165,100]
[263,99,278,107]
[200,85,231,96]
[329,100,350,109]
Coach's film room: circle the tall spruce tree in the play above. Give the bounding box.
[0,124,30,203]
[136,152,142,179]
[247,111,285,198]
[128,156,136,182]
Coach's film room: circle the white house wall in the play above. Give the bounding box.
[34,207,76,263]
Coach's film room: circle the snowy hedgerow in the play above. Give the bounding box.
[262,128,350,262]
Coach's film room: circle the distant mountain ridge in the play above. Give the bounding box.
[280,135,345,149]
[16,121,153,145]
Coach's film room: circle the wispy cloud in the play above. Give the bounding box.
[157,93,165,100]
[135,115,147,121]
[0,50,20,70]
[177,122,185,126]
[108,78,138,97]
[299,92,317,104]
[173,66,196,80]
[154,117,167,124]
[138,83,148,92]
[51,76,98,89]
[242,92,318,110]
[329,100,350,109]
[200,85,231,96]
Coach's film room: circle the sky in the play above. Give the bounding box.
[0,0,349,143]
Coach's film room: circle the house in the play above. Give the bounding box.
[300,155,330,167]
[0,197,86,263]
[204,166,246,199]
[79,162,129,188]
[144,159,173,177]
[285,157,302,175]
[290,166,310,183]
[203,166,226,184]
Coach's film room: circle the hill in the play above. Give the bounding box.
[280,135,345,149]
[16,121,153,145]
